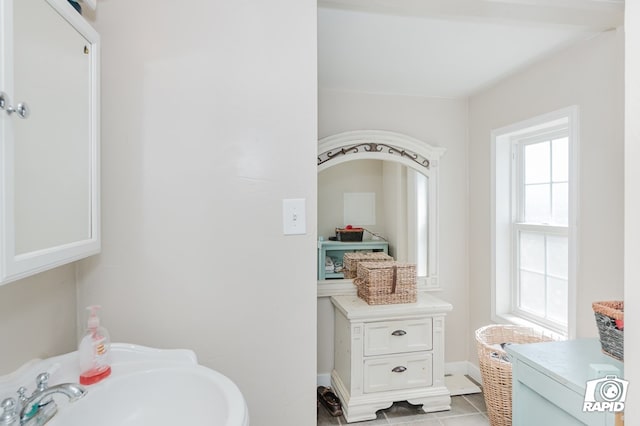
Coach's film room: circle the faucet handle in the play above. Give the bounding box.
[16,388,27,405]
[35,373,49,393]
[0,397,18,425]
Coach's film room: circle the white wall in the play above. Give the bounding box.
[317,89,469,376]
[76,2,318,425]
[625,0,639,421]
[0,266,77,374]
[468,30,624,362]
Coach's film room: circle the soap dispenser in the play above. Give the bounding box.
[78,305,111,385]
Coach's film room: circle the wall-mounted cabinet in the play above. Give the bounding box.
[0,0,100,285]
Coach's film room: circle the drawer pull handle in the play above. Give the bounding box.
[391,330,406,336]
[392,366,407,373]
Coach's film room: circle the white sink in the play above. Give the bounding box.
[0,344,249,426]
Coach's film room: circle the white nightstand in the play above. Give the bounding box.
[331,293,453,423]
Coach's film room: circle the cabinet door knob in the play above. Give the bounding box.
[15,102,29,119]
[7,102,30,119]
[0,93,29,119]
[391,329,406,336]
[391,366,407,373]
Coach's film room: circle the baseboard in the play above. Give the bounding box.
[465,362,482,386]
[444,361,482,395]
[444,361,482,384]
[444,361,470,377]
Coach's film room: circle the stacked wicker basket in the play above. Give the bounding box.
[343,252,417,305]
[343,252,393,279]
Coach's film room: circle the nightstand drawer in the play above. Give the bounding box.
[364,318,433,356]
[363,353,433,393]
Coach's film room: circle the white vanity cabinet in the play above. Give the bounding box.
[331,294,453,423]
[0,0,100,284]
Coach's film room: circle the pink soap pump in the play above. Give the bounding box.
[78,305,111,385]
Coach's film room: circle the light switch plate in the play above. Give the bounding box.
[283,198,306,235]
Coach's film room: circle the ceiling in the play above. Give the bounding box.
[318,0,624,98]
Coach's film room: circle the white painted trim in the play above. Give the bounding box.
[317,280,358,298]
[444,361,482,385]
[492,313,567,342]
[318,130,446,175]
[317,0,623,30]
[443,361,483,386]
[444,361,470,376]
[567,106,579,340]
[317,282,441,298]
[490,106,578,338]
[318,130,445,290]
[465,363,483,386]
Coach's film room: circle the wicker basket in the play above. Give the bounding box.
[354,261,416,305]
[343,252,393,279]
[475,325,555,426]
[593,301,624,361]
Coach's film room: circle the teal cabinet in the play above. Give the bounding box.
[317,240,389,280]
[506,339,624,426]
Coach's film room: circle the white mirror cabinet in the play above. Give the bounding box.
[317,130,445,296]
[0,0,100,285]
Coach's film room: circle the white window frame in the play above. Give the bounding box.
[491,106,579,338]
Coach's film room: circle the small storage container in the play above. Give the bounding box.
[592,300,624,360]
[354,261,416,305]
[336,227,364,242]
[343,252,393,279]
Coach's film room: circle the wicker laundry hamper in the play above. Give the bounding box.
[475,325,554,426]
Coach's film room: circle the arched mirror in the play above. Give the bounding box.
[317,130,445,296]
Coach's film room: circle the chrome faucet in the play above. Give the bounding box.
[0,373,86,426]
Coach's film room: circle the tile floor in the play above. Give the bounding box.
[317,392,489,426]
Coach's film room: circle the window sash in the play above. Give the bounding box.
[511,129,570,333]
[511,224,568,333]
[513,129,569,225]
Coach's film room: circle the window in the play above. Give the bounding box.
[408,168,428,278]
[492,107,578,336]
[406,166,437,289]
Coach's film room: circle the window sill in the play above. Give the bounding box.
[492,313,568,341]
